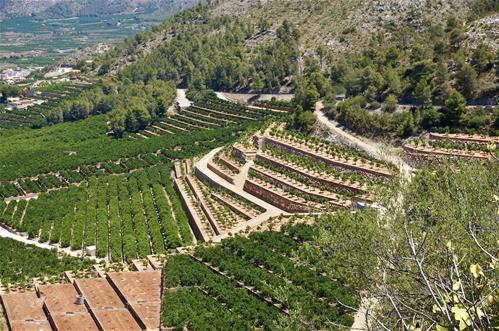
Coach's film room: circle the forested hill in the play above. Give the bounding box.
[95,0,498,71]
[25,0,499,137]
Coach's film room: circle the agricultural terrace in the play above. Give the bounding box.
[163,222,360,330]
[403,133,497,168]
[171,122,396,242]
[0,81,93,129]
[0,151,173,198]
[0,165,192,261]
[0,222,360,330]
[0,237,93,290]
[0,95,279,183]
[173,160,265,242]
[0,94,284,282]
[250,98,293,112]
[1,269,162,331]
[131,93,279,140]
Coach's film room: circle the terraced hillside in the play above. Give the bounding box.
[130,93,278,140]
[163,223,360,330]
[1,220,361,330]
[0,165,192,261]
[173,121,396,242]
[1,268,162,331]
[403,132,498,167]
[0,95,286,264]
[0,80,94,129]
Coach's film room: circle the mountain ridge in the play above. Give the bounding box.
[0,0,201,19]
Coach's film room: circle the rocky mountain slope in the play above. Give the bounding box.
[0,0,201,19]
[98,0,497,76]
[0,0,59,17]
[211,0,494,55]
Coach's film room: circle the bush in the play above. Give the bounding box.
[382,94,398,113]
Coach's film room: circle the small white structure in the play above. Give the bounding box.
[0,68,32,82]
[7,99,33,110]
[6,97,21,103]
[85,245,97,257]
[44,66,79,78]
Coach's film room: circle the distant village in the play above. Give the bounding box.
[0,65,82,111]
[0,67,35,83]
[1,65,81,82]
[3,96,46,111]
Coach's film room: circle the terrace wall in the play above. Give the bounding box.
[172,178,209,241]
[256,153,365,195]
[210,193,254,220]
[185,176,221,236]
[264,137,393,179]
[232,144,257,162]
[194,167,227,191]
[250,166,348,208]
[403,147,490,168]
[243,180,311,213]
[207,162,235,184]
[252,103,291,112]
[429,133,499,146]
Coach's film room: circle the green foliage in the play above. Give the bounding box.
[289,107,317,134]
[443,89,467,126]
[6,165,193,260]
[455,62,478,98]
[412,78,432,106]
[471,44,495,73]
[326,16,497,136]
[469,0,499,19]
[163,225,360,330]
[294,81,320,111]
[0,112,254,181]
[382,94,398,113]
[46,79,177,135]
[118,14,299,93]
[0,84,22,102]
[299,162,498,328]
[0,237,93,288]
[421,106,442,130]
[329,96,418,138]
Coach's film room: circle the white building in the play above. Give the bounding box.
[0,68,32,82]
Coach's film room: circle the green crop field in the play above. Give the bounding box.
[0,13,161,66]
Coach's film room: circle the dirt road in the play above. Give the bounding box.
[315,104,413,180]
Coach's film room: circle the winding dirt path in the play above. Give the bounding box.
[194,148,288,242]
[315,104,413,180]
[0,224,102,261]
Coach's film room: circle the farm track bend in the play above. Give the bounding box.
[315,104,413,180]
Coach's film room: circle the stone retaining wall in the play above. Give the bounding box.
[172,178,209,241]
[207,162,235,184]
[185,176,221,236]
[264,137,393,179]
[256,153,365,195]
[243,180,311,213]
[402,150,488,169]
[211,193,254,220]
[232,144,257,162]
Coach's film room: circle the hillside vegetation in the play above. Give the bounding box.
[0,1,497,330]
[210,0,497,55]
